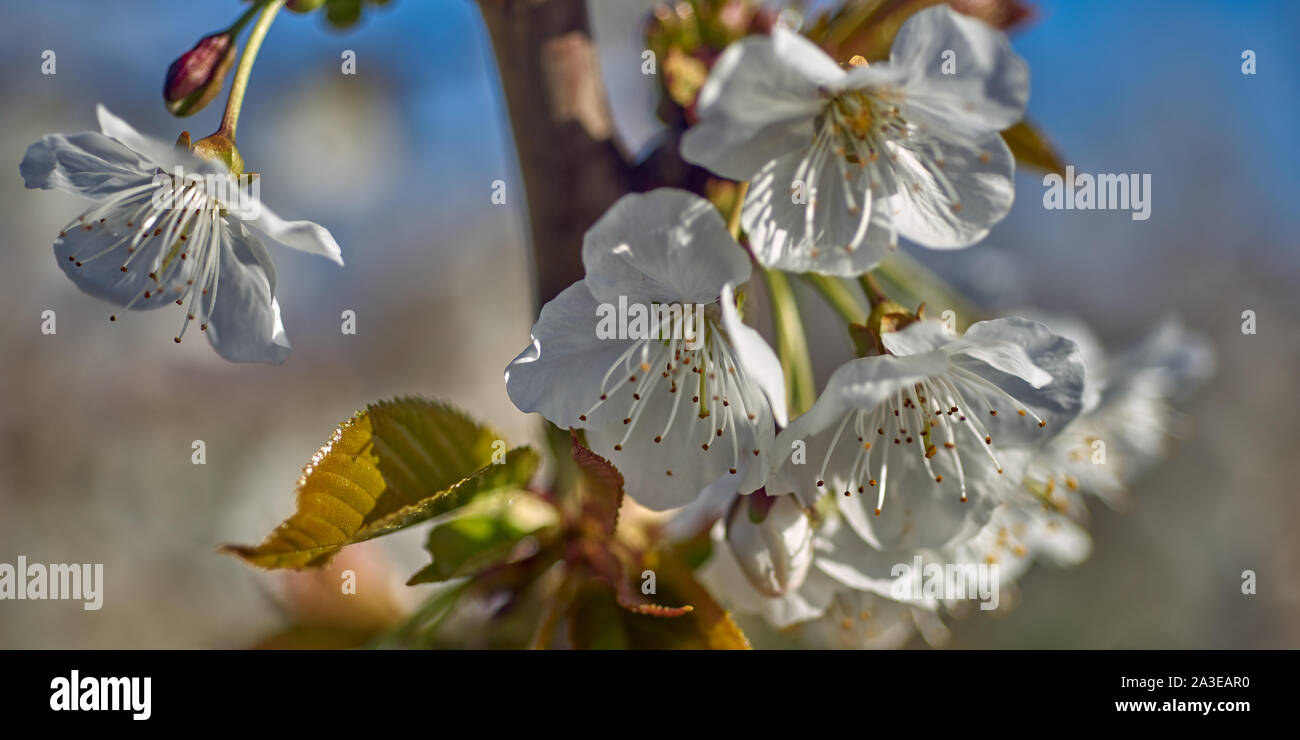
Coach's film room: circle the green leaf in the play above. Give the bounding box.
[222,397,538,570]
[1001,118,1067,176]
[407,494,557,585]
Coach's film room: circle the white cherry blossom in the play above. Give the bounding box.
[681,5,1028,276]
[505,189,786,510]
[20,105,342,363]
[769,317,1086,550]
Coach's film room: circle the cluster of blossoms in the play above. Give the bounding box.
[698,313,1211,646]
[507,5,1213,647]
[20,3,1212,648]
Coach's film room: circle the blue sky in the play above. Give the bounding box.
[6,0,1296,278]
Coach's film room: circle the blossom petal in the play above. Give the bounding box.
[1004,309,1109,411]
[888,6,1029,132]
[246,200,344,265]
[809,515,913,600]
[582,189,749,304]
[884,131,1014,249]
[720,283,787,427]
[680,29,841,180]
[96,104,187,169]
[879,319,955,357]
[661,473,739,541]
[832,425,1008,551]
[953,317,1087,444]
[586,0,668,162]
[53,198,197,308]
[505,282,634,428]
[742,147,897,276]
[203,226,291,364]
[21,131,154,199]
[793,352,952,440]
[1108,316,1215,400]
[806,590,918,649]
[944,321,1052,387]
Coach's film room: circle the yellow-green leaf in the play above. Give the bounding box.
[222,397,538,570]
[1001,118,1067,176]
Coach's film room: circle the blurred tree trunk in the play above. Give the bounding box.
[478,0,704,307]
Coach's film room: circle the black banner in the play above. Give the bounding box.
[0,649,1285,727]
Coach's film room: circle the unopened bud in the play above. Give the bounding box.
[288,0,328,12]
[164,32,236,118]
[326,0,364,29]
[725,490,813,598]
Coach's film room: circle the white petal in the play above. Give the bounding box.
[96,104,186,169]
[582,189,749,304]
[204,228,292,364]
[680,29,840,180]
[888,6,1029,132]
[21,132,154,198]
[1003,308,1109,411]
[1108,316,1215,400]
[586,0,668,162]
[504,282,635,428]
[807,590,918,649]
[720,283,787,427]
[53,198,198,308]
[742,147,897,276]
[946,321,1052,387]
[244,200,343,265]
[808,516,909,599]
[583,335,772,510]
[879,319,955,356]
[829,421,1006,550]
[954,317,1088,443]
[661,474,739,541]
[884,131,1014,249]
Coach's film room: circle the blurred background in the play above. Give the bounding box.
[0,0,1296,648]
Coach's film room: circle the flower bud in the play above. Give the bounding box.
[326,0,364,29]
[287,0,328,12]
[725,490,813,598]
[164,32,236,118]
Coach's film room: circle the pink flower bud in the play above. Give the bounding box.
[164,32,236,117]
